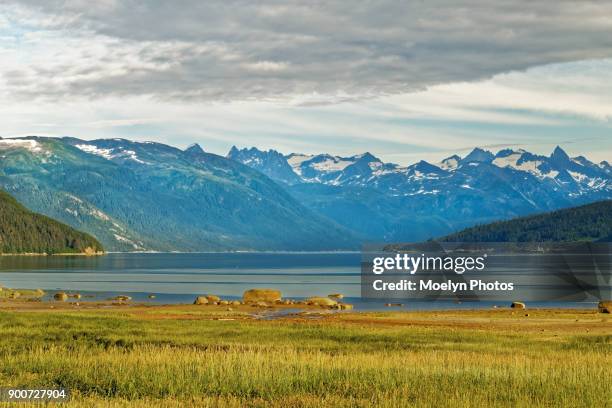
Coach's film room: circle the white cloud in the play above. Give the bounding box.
[1,2,611,165]
[244,61,290,72]
[2,1,612,102]
[1,59,611,164]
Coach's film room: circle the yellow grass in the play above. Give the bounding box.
[0,306,609,407]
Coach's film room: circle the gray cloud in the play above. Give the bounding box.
[3,1,612,103]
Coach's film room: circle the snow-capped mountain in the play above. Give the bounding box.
[229,145,610,195]
[227,146,302,185]
[0,135,607,248]
[228,145,611,241]
[0,136,357,251]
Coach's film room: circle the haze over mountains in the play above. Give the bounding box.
[0,137,354,252]
[0,136,609,252]
[229,145,611,242]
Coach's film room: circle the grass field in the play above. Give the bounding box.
[0,305,610,407]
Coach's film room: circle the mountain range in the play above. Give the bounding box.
[228,145,611,242]
[0,136,608,251]
[0,137,354,251]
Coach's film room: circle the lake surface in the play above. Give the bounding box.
[0,252,597,310]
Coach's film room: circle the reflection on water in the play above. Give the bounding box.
[0,252,361,298]
[0,253,597,310]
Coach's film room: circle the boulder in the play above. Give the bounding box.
[339,303,353,310]
[148,294,156,299]
[511,301,526,309]
[206,295,221,302]
[219,300,229,306]
[70,293,82,299]
[328,293,344,299]
[598,301,611,314]
[54,292,68,301]
[256,301,269,307]
[113,295,132,302]
[307,297,338,307]
[194,296,209,305]
[243,289,282,304]
[230,300,241,306]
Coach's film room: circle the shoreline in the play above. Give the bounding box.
[0,299,609,334]
[0,286,606,312]
[0,292,607,315]
[0,252,105,257]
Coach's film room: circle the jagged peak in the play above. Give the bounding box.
[185,143,205,154]
[227,145,241,157]
[551,145,570,161]
[228,146,284,157]
[412,160,443,172]
[355,152,380,162]
[462,147,494,163]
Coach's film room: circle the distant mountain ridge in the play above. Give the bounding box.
[0,136,356,251]
[228,145,611,242]
[0,135,608,251]
[0,189,103,254]
[228,145,611,191]
[440,200,611,242]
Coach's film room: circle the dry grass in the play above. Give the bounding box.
[0,307,609,407]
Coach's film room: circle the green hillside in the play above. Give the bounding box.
[0,137,357,251]
[0,190,103,254]
[441,200,611,242]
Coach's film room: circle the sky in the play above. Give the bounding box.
[1,1,611,165]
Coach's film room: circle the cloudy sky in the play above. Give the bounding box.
[1,1,612,164]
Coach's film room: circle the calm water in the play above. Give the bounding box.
[0,253,596,310]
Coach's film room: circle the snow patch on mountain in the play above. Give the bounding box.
[75,144,148,164]
[75,144,113,159]
[0,139,43,153]
[438,155,460,171]
[491,150,562,179]
[286,154,312,170]
[113,233,144,250]
[91,208,110,221]
[311,157,354,172]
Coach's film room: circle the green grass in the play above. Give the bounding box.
[0,309,609,407]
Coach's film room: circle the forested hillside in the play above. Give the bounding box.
[440,200,611,242]
[0,190,103,254]
[0,137,356,251]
